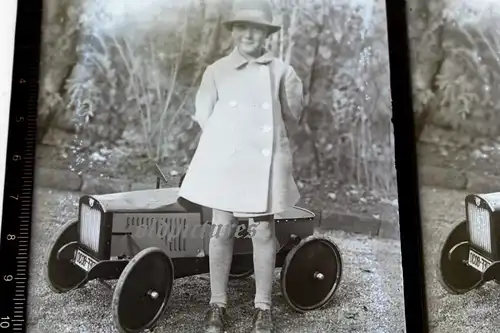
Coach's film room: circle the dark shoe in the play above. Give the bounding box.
[203,304,228,333]
[250,308,274,333]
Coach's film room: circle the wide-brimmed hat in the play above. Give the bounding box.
[222,0,281,35]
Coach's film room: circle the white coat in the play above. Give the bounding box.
[178,47,304,217]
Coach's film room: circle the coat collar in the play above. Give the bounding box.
[229,47,274,69]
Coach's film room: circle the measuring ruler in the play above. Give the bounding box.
[0,1,42,332]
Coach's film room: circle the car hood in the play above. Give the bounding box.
[85,187,187,213]
[275,206,315,220]
[83,188,316,220]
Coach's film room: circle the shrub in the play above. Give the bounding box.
[51,0,396,195]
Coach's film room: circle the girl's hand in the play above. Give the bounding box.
[194,65,218,130]
[281,65,305,126]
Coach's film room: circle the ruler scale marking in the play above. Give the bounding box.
[0,3,41,332]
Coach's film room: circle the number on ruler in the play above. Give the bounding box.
[16,116,24,122]
[3,275,13,282]
[10,195,18,200]
[6,234,15,241]
[12,155,21,161]
[0,316,10,328]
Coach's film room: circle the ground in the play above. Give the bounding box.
[418,125,500,177]
[27,188,405,333]
[421,186,500,333]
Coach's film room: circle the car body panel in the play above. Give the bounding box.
[111,212,205,258]
[79,188,317,262]
[475,192,500,211]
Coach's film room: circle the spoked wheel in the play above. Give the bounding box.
[280,236,342,312]
[436,220,483,294]
[43,220,87,293]
[112,247,174,333]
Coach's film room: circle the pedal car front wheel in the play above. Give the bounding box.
[112,247,174,333]
[280,236,342,312]
[436,220,483,294]
[43,219,87,293]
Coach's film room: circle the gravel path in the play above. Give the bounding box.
[421,186,500,332]
[27,188,405,333]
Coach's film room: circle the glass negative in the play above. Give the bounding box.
[407,0,500,331]
[28,0,406,332]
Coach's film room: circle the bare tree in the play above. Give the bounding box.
[407,0,447,140]
[38,0,83,143]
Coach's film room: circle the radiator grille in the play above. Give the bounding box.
[467,202,492,253]
[79,203,101,252]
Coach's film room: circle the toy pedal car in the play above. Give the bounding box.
[437,192,500,294]
[44,165,343,333]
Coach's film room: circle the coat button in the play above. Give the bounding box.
[262,102,270,110]
[261,149,271,156]
[229,100,237,107]
[261,125,272,133]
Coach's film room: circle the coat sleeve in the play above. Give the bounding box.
[280,65,304,125]
[194,65,218,130]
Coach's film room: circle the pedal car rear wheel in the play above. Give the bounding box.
[229,268,253,280]
[280,236,342,312]
[229,256,253,280]
[112,247,174,333]
[43,219,87,293]
[436,220,483,294]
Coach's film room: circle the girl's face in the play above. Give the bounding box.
[231,22,268,58]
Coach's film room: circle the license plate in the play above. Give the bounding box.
[468,250,492,273]
[73,249,97,272]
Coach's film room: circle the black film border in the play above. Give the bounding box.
[0,1,43,332]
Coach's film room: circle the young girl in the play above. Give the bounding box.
[178,0,304,332]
